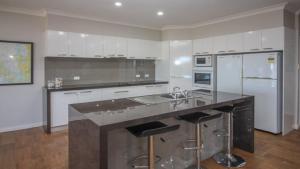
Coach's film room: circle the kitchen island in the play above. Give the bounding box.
[69,90,254,169]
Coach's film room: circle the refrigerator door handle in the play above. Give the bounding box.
[243,77,277,80]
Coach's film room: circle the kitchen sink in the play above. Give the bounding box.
[160,93,186,99]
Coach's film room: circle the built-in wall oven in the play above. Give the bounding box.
[193,67,214,90]
[194,55,212,67]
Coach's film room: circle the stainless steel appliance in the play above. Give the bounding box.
[194,55,212,67]
[193,67,215,90]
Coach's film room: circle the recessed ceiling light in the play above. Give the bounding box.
[157,11,164,16]
[115,2,122,7]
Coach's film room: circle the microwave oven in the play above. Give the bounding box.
[194,55,212,67]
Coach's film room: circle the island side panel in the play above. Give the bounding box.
[69,118,101,169]
[233,96,255,153]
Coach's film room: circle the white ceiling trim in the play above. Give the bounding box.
[0,5,46,17]
[46,9,162,31]
[0,2,288,31]
[0,5,161,30]
[161,2,288,30]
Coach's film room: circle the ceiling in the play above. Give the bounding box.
[0,0,300,30]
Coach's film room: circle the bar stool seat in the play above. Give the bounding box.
[127,121,180,137]
[212,106,246,168]
[178,111,222,169]
[127,121,180,169]
[178,112,222,124]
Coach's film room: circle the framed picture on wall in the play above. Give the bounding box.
[0,40,33,85]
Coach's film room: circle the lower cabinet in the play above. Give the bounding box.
[50,84,168,128]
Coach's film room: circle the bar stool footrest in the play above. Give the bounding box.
[213,152,246,168]
[130,154,161,168]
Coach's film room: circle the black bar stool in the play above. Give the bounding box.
[178,111,222,169]
[212,106,246,168]
[126,121,180,169]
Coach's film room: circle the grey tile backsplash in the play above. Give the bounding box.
[45,57,155,85]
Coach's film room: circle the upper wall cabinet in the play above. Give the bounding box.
[261,27,284,51]
[128,39,161,59]
[103,36,128,58]
[226,33,244,53]
[213,35,227,54]
[144,40,161,59]
[68,32,86,57]
[243,30,262,52]
[128,38,143,59]
[85,34,104,58]
[46,30,69,57]
[193,38,213,55]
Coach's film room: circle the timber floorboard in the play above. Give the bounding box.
[0,128,299,169]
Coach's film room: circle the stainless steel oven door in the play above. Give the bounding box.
[193,70,214,89]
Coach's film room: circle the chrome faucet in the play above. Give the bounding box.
[171,87,190,99]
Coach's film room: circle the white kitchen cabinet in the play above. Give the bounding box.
[244,30,261,52]
[143,84,168,95]
[46,30,68,57]
[261,27,284,51]
[51,91,78,127]
[51,89,102,127]
[104,36,127,58]
[226,33,244,53]
[170,40,193,91]
[68,32,87,57]
[77,89,102,103]
[102,87,133,100]
[193,38,213,55]
[128,38,143,59]
[144,40,161,59]
[213,36,227,54]
[116,37,128,57]
[85,34,104,58]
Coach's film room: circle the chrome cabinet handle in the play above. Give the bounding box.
[70,54,77,56]
[80,91,92,94]
[114,90,129,94]
[145,85,155,88]
[263,48,273,50]
[117,54,124,57]
[64,92,77,95]
[218,51,226,53]
[58,53,67,56]
[250,49,260,51]
[228,50,236,52]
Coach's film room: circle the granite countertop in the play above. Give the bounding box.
[69,90,253,129]
[44,80,168,92]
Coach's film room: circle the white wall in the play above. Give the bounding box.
[0,11,46,132]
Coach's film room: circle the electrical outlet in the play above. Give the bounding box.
[74,76,80,80]
[145,74,149,78]
[136,74,141,78]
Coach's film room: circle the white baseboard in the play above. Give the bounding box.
[0,122,43,133]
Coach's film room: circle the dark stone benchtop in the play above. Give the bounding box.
[69,90,253,129]
[44,81,168,92]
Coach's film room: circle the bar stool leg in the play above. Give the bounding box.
[196,123,206,169]
[148,136,155,169]
[213,112,246,168]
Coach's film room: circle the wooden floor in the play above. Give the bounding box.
[0,128,299,169]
